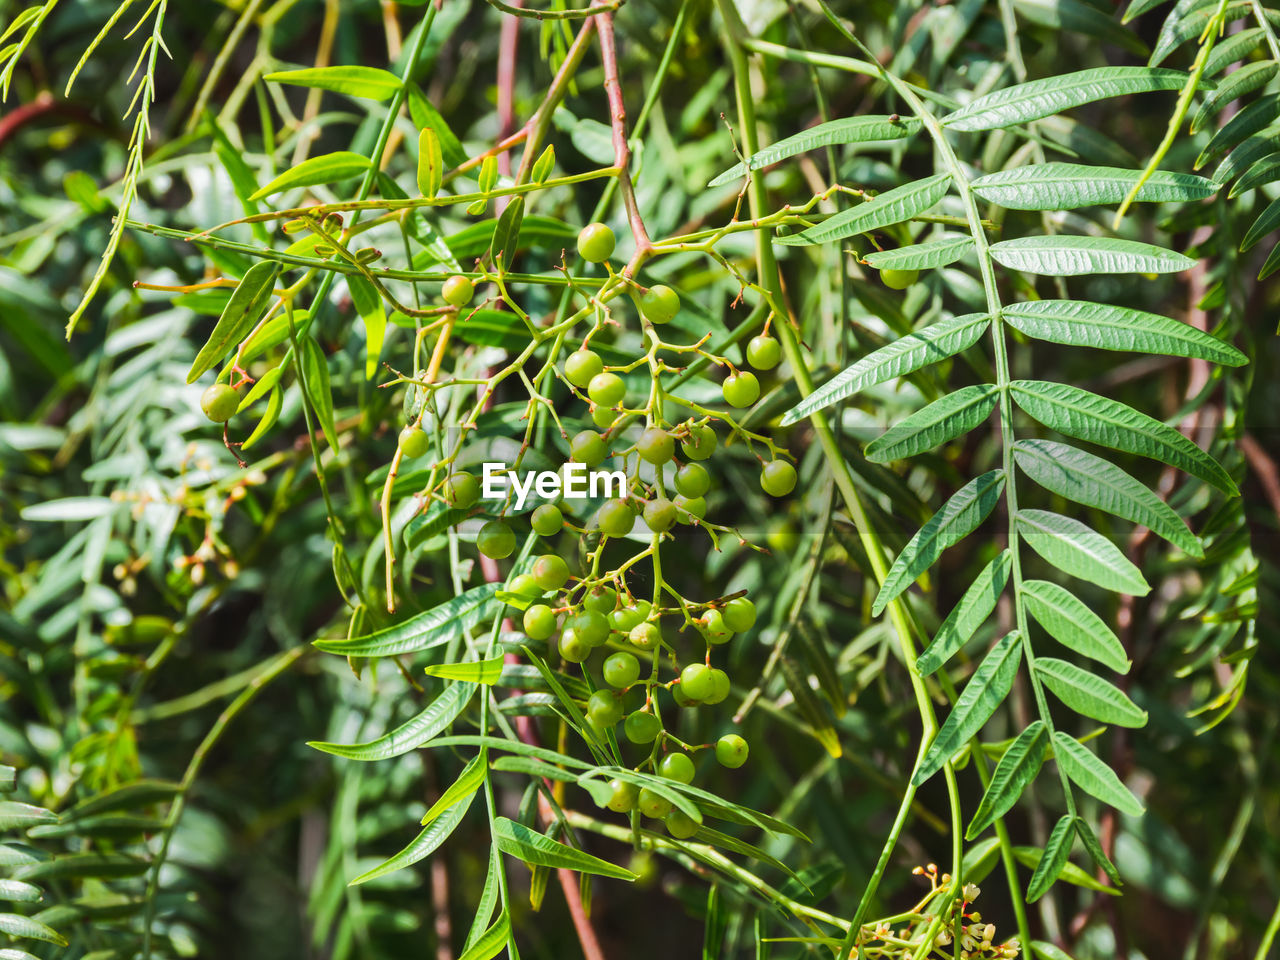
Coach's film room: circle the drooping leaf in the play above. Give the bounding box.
[941,67,1187,132]
[914,631,1023,785]
[1193,61,1278,133]
[458,910,510,960]
[0,802,55,831]
[1229,155,1280,198]
[248,151,372,202]
[709,115,921,186]
[1241,196,1280,252]
[874,470,1005,614]
[186,260,280,383]
[424,656,506,684]
[1027,814,1075,901]
[989,236,1196,275]
[917,551,1013,676]
[1035,658,1148,727]
[865,384,1000,463]
[777,174,951,246]
[863,236,975,271]
[350,792,475,885]
[967,721,1047,839]
[490,195,525,272]
[417,127,444,199]
[493,816,636,881]
[1022,578,1130,672]
[971,163,1213,209]
[300,337,338,451]
[1052,731,1145,815]
[1010,379,1238,495]
[781,312,989,425]
[1196,94,1280,170]
[1074,816,1123,884]
[313,584,500,656]
[308,682,476,760]
[1018,509,1150,595]
[421,754,487,826]
[0,913,66,945]
[1014,438,1202,557]
[264,65,402,101]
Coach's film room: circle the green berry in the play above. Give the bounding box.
[722,371,760,408]
[698,609,733,645]
[624,710,662,743]
[603,651,641,688]
[746,335,781,370]
[531,503,564,536]
[674,494,707,523]
[703,668,731,704]
[509,574,542,599]
[880,267,919,290]
[596,500,635,538]
[591,405,618,429]
[588,372,626,407]
[570,430,608,467]
[444,472,480,508]
[637,788,672,820]
[477,520,516,559]
[715,734,749,768]
[722,597,757,632]
[636,426,675,464]
[523,604,557,640]
[565,349,604,387]
[681,423,716,461]
[201,383,240,423]
[639,284,679,324]
[609,605,645,632]
[761,460,797,497]
[643,498,678,533]
[628,621,662,651]
[675,463,710,498]
[583,585,618,615]
[766,517,800,553]
[577,222,616,263]
[680,663,714,701]
[559,628,590,663]
[672,683,698,708]
[573,610,611,647]
[532,554,570,591]
[665,810,699,839]
[400,426,430,459]
[659,752,695,783]
[442,274,475,307]
[587,689,624,727]
[606,778,638,813]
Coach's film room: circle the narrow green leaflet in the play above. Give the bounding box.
[490,195,525,272]
[1035,658,1148,727]
[971,163,1214,209]
[493,816,636,881]
[0,914,66,945]
[0,802,55,830]
[1023,579,1130,672]
[314,584,499,655]
[777,174,951,246]
[941,67,1187,131]
[1013,0,1148,56]
[781,312,989,425]
[421,754,486,827]
[350,792,475,885]
[1027,814,1075,902]
[1052,731,1145,815]
[989,236,1195,275]
[1074,816,1123,884]
[300,337,338,451]
[13,853,147,881]
[1002,300,1244,365]
[873,470,1005,615]
[308,682,476,760]
[967,721,1047,839]
[709,115,921,186]
[407,84,468,167]
[1241,196,1280,252]
[424,656,505,684]
[863,236,975,270]
[1009,379,1238,495]
[348,275,387,380]
[1014,438,1202,557]
[866,383,1000,463]
[914,631,1023,785]
[463,846,503,951]
[1192,61,1277,134]
[186,261,280,383]
[1017,509,1150,595]
[1196,94,1280,170]
[917,551,1013,676]
[264,65,402,101]
[417,127,443,199]
[1230,155,1280,198]
[248,151,372,202]
[0,878,40,902]
[458,911,510,960]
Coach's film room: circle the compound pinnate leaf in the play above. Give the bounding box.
[1010,379,1238,495]
[1022,578,1130,672]
[782,312,989,425]
[862,236,975,271]
[187,260,280,383]
[308,682,476,761]
[989,236,1196,275]
[709,114,921,186]
[1026,814,1075,902]
[914,631,1023,785]
[777,174,951,246]
[264,65,402,101]
[350,791,475,885]
[1035,657,1148,727]
[941,66,1187,131]
[314,584,499,656]
[1017,508,1150,595]
[1014,438,1203,557]
[917,550,1013,676]
[1052,731,1145,816]
[866,383,1000,463]
[248,151,372,202]
[971,163,1214,209]
[967,721,1047,839]
[874,469,1005,615]
[493,816,636,881]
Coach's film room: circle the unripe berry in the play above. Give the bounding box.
[570,430,608,466]
[587,689,624,726]
[760,460,797,497]
[565,349,604,387]
[665,810,699,839]
[637,788,672,819]
[722,371,760,408]
[722,597,757,632]
[588,372,626,407]
[674,494,707,522]
[628,621,662,651]
[596,500,635,538]
[572,610,610,647]
[444,472,480,508]
[201,383,239,423]
[880,267,919,290]
[639,284,679,324]
[523,604,557,640]
[603,651,641,688]
[636,427,674,465]
[746,335,781,370]
[400,426,430,459]
[681,423,716,461]
[583,585,618,615]
[698,609,734,645]
[559,628,590,663]
[532,554,570,591]
[442,274,475,307]
[624,710,662,743]
[606,778,638,812]
[675,463,710,498]
[643,498,678,533]
[680,662,714,701]
[715,733,749,768]
[577,222,615,262]
[477,520,515,559]
[659,752,695,783]
[530,503,564,536]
